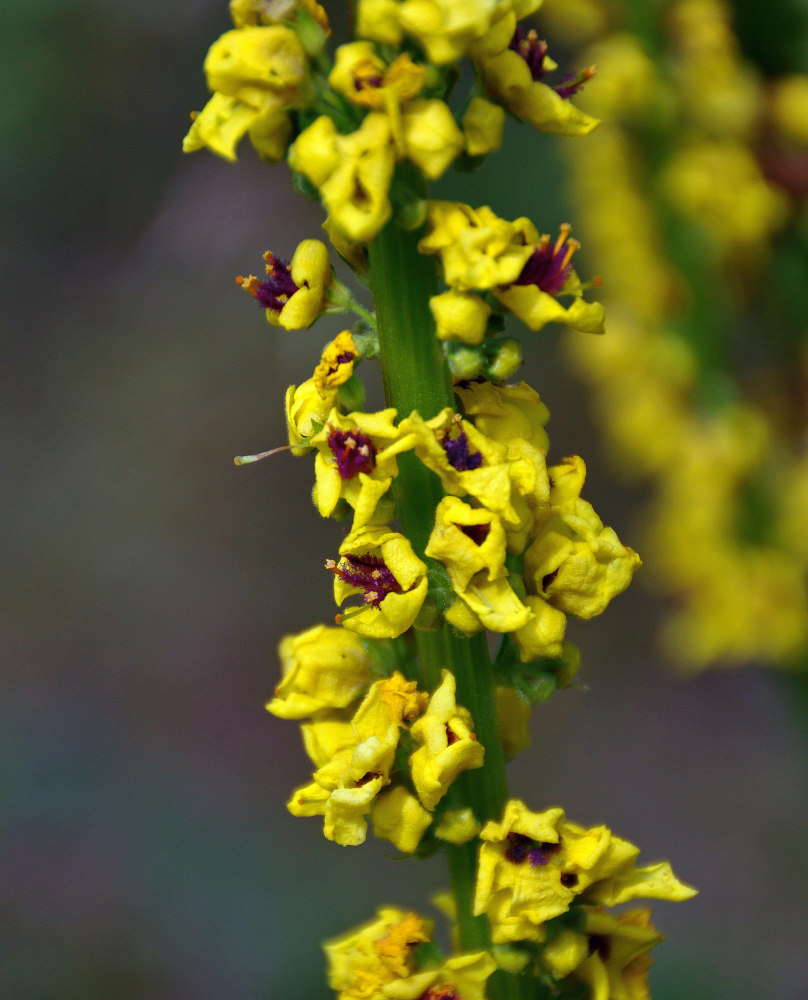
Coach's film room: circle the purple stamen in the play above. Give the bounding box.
[509,26,548,82]
[237,253,300,313]
[327,553,405,608]
[327,425,377,480]
[443,430,483,471]
[513,225,578,297]
[505,832,562,867]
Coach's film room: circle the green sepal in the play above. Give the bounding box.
[337,374,366,412]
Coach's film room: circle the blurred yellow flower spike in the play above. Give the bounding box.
[237,239,334,330]
[311,406,415,527]
[372,786,433,853]
[419,201,536,290]
[568,908,663,1000]
[525,456,641,619]
[474,799,693,944]
[289,113,396,242]
[329,526,429,638]
[266,623,374,719]
[284,378,341,454]
[409,670,485,810]
[288,673,424,845]
[325,907,433,1000]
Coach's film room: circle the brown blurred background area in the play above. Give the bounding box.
[2,2,808,998]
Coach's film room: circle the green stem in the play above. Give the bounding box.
[369,210,525,1000]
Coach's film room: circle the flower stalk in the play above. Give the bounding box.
[185,4,697,999]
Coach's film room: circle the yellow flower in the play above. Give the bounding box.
[230,0,329,33]
[237,239,334,329]
[329,43,426,142]
[462,96,506,155]
[399,408,523,531]
[418,201,536,291]
[435,807,481,845]
[312,331,360,396]
[396,0,499,65]
[383,951,497,1000]
[287,674,417,845]
[426,497,533,631]
[184,24,308,162]
[183,93,291,162]
[325,907,433,1000]
[328,525,429,638]
[493,223,606,334]
[540,927,589,979]
[400,99,465,179]
[311,406,415,527]
[455,380,551,522]
[429,290,491,344]
[660,140,788,254]
[525,457,641,619]
[289,113,396,242]
[471,17,599,136]
[284,378,340,454]
[372,786,433,853]
[474,800,695,944]
[511,595,567,661]
[569,908,664,1000]
[409,670,485,810]
[356,0,406,45]
[266,623,374,719]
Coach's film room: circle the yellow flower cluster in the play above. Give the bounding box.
[185,0,601,250]
[474,799,695,945]
[198,5,701,995]
[325,907,495,1000]
[545,0,808,670]
[273,633,485,848]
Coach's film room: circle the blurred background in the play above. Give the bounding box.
[3,1,808,998]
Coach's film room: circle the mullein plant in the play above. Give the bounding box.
[185,2,696,998]
[538,0,808,672]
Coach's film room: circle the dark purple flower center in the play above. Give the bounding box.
[443,430,483,471]
[327,553,405,608]
[505,832,562,867]
[328,425,377,480]
[236,252,300,312]
[456,522,491,546]
[509,26,548,82]
[513,224,579,296]
[508,27,596,98]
